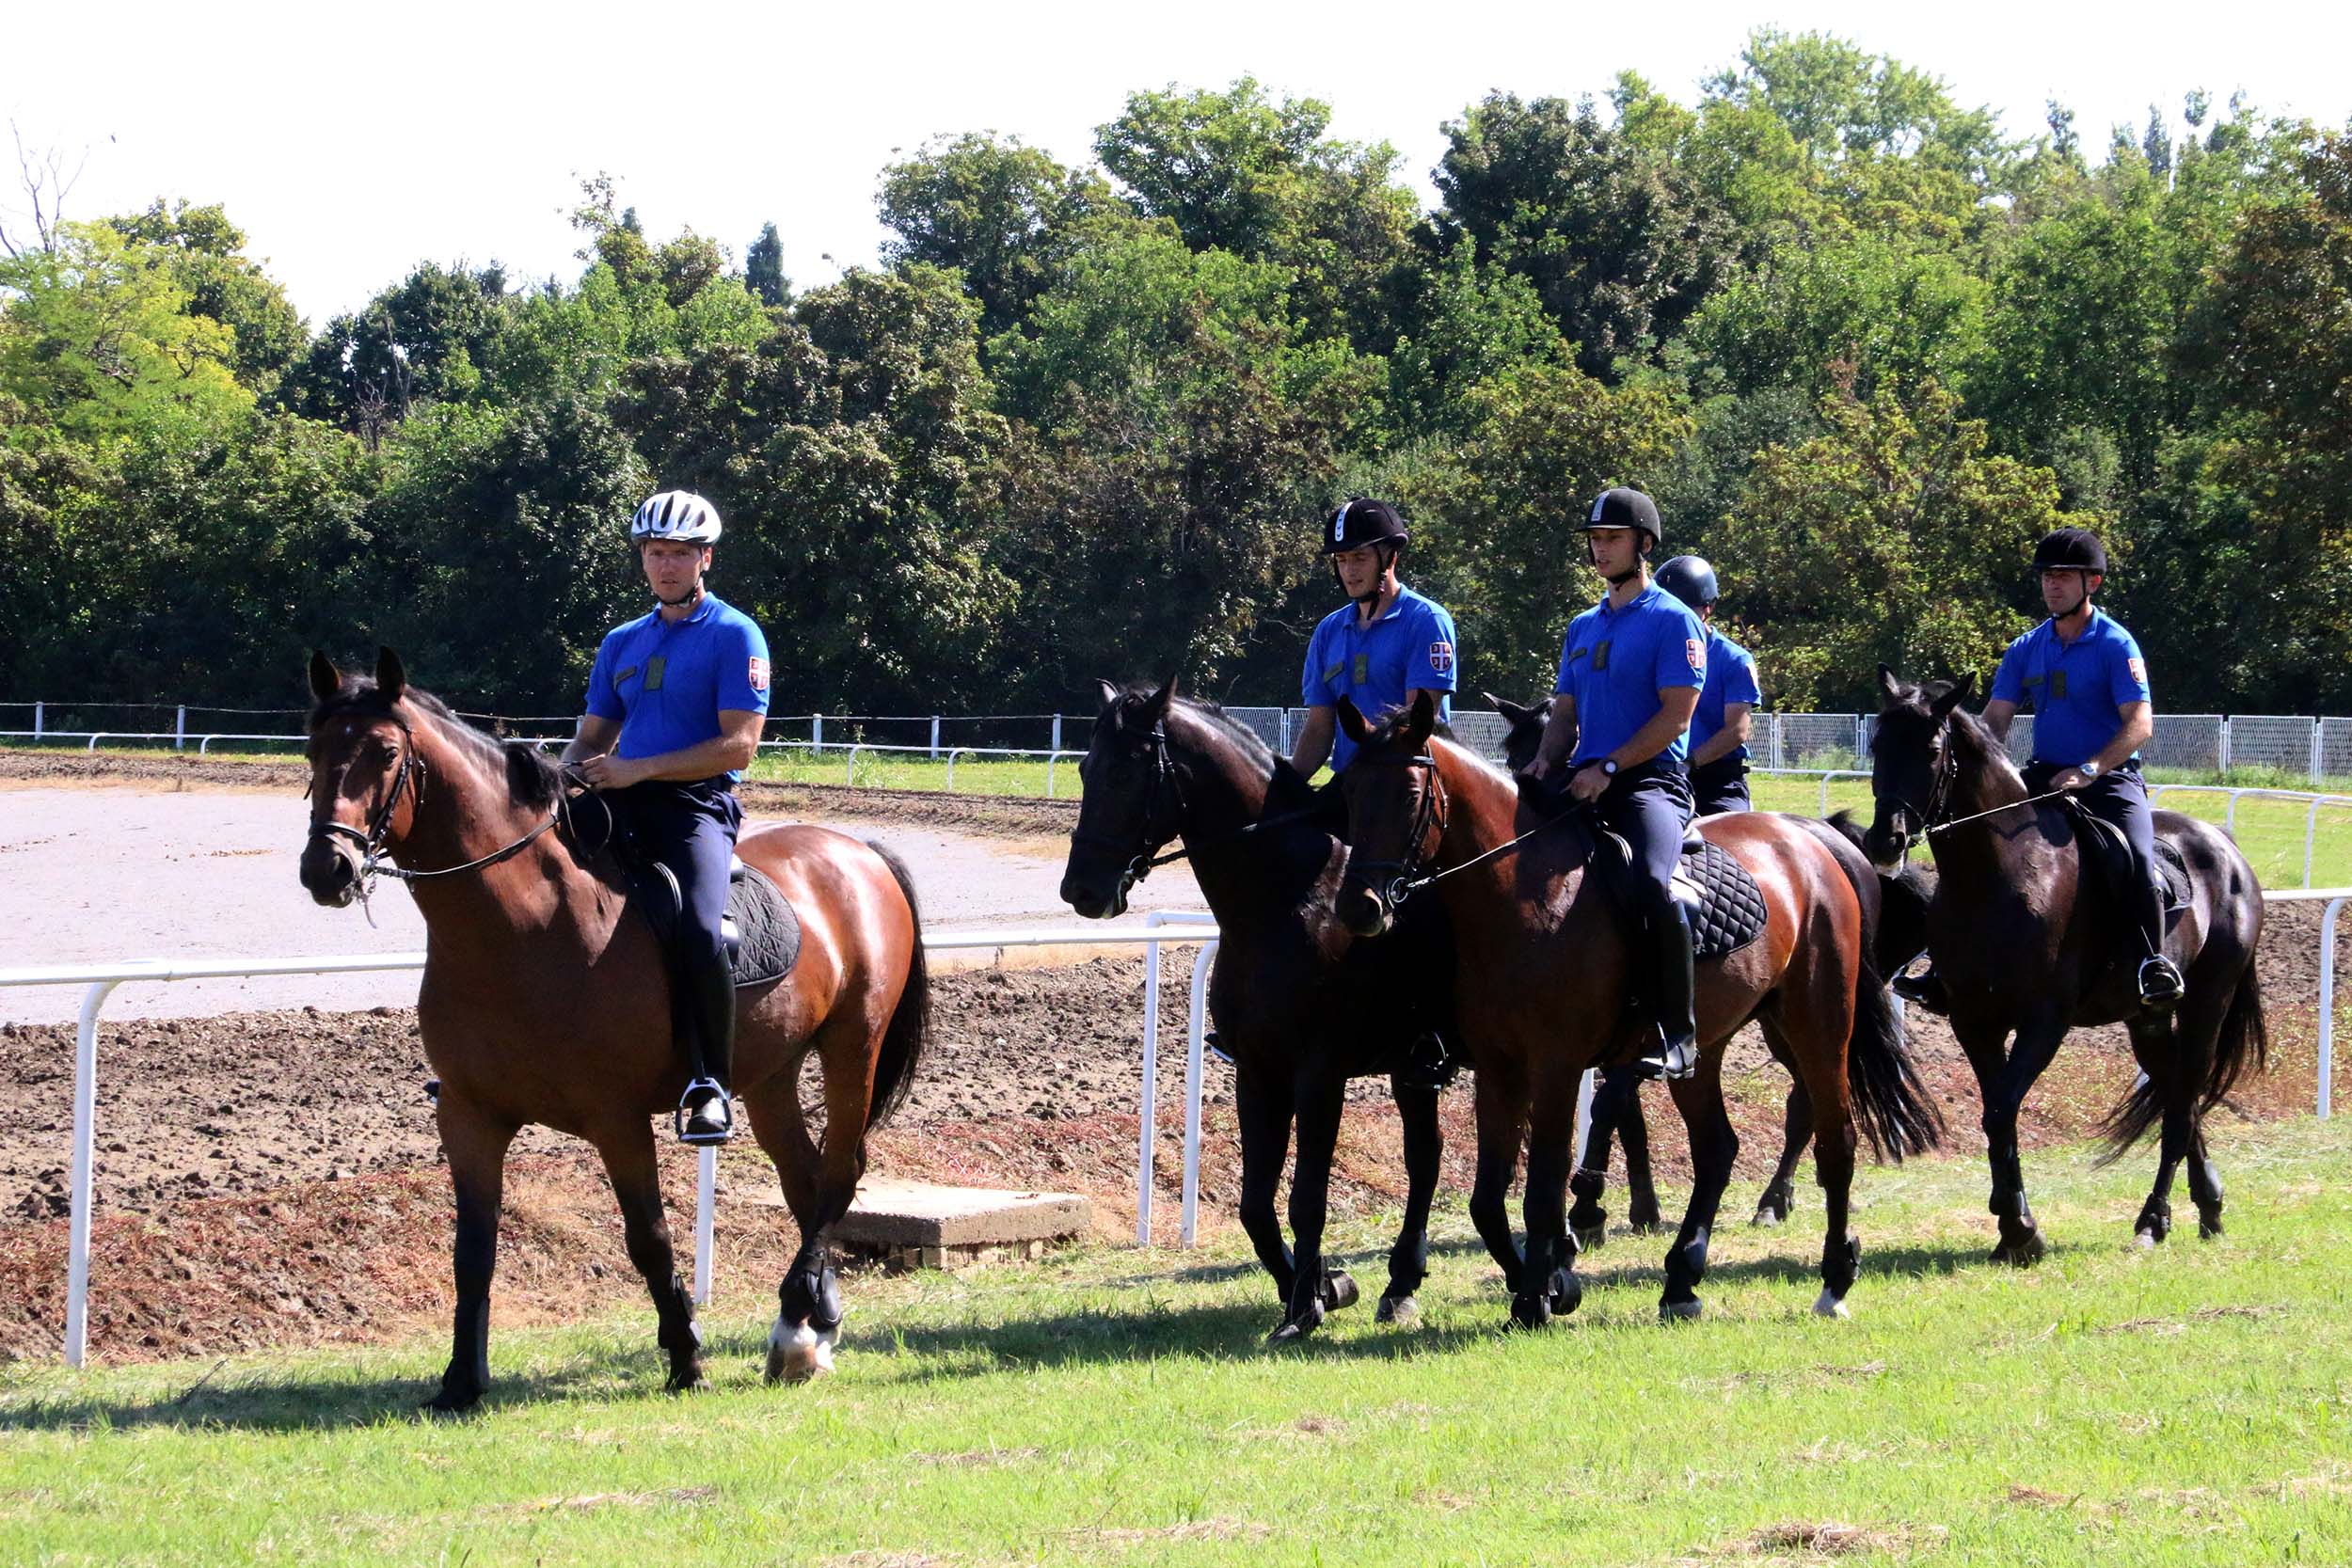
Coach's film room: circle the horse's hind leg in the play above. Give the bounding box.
[1569,1068,1635,1251]
[1271,1076,1357,1344]
[1660,1060,1739,1322]
[1468,1059,1530,1294]
[1618,1079,1664,1234]
[1754,1079,1815,1229]
[428,1095,516,1413]
[594,1125,706,1391]
[1234,1066,1298,1309]
[1982,1018,2066,1266]
[1378,1076,1441,1325]
[1513,1066,1584,1331]
[747,1021,876,1384]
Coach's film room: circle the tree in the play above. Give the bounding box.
[745,221,791,308]
[1714,382,2085,710]
[106,200,305,394]
[1434,93,1733,379]
[878,135,1112,335]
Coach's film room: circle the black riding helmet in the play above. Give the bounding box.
[1581,486,1661,548]
[1655,554,1719,610]
[1323,497,1410,555]
[2032,528,2107,576]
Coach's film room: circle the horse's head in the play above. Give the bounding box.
[1867,663,1974,868]
[1333,692,1445,938]
[1487,690,1552,774]
[1059,677,1183,920]
[300,646,422,908]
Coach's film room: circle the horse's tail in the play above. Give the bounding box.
[865,840,931,1130]
[2100,941,2269,1161]
[1810,822,1946,1162]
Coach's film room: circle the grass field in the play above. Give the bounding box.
[3,1117,2346,1566]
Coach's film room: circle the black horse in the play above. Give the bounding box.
[1867,667,2267,1260]
[1486,693,1935,1243]
[1059,680,1455,1342]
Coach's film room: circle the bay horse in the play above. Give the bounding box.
[1335,693,1941,1327]
[1058,680,1454,1342]
[1488,694,1937,1240]
[1867,668,2265,1261]
[298,648,930,1408]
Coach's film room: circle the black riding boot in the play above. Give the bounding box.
[1890,963,1951,1015]
[1400,1029,1459,1091]
[1636,906,1701,1081]
[2137,882,2185,1007]
[676,948,739,1145]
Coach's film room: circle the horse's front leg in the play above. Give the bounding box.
[1980,1018,2066,1266]
[1232,1065,1297,1309]
[429,1093,517,1413]
[594,1122,705,1392]
[1513,1063,1585,1330]
[1378,1075,1442,1325]
[1660,1057,1739,1322]
[1270,1076,1356,1344]
[1468,1057,1529,1294]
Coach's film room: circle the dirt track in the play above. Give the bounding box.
[0,753,2335,1364]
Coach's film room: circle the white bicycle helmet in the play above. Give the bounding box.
[630,490,723,545]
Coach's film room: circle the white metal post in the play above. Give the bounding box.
[930,716,941,759]
[2323,897,2344,1120]
[1139,937,1161,1245]
[693,1146,717,1304]
[32,701,41,739]
[1181,940,1217,1245]
[1571,1068,1597,1176]
[812,715,823,752]
[1051,714,1063,752]
[2312,720,2325,788]
[66,979,121,1369]
[175,705,186,752]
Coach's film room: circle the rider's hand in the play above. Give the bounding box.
[2050,767,2091,791]
[576,752,638,790]
[1567,763,1612,804]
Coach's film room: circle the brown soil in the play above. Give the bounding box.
[0,752,2332,1367]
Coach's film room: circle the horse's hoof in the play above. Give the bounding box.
[1572,1223,1605,1254]
[1660,1297,1704,1323]
[1375,1294,1420,1327]
[667,1369,711,1394]
[2134,1227,2162,1250]
[1812,1289,1850,1320]
[1989,1231,2049,1268]
[1320,1270,1360,1312]
[423,1386,481,1416]
[1507,1291,1553,1332]
[765,1321,834,1384]
[2198,1216,2224,1240]
[1628,1213,1664,1236]
[1265,1313,1320,1346]
[1549,1272,1583,1318]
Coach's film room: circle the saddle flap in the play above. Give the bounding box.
[2066,801,2189,915]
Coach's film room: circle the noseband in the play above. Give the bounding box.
[1874,713,1959,851]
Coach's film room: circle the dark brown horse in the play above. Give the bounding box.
[1058,681,1453,1341]
[1487,694,1937,1239]
[1867,668,2266,1260]
[1336,693,1940,1327]
[299,648,930,1407]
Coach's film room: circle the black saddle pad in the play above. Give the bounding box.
[1672,839,1770,961]
[622,856,802,989]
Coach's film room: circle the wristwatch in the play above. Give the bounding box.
[1598,758,1620,777]
[2079,761,2101,780]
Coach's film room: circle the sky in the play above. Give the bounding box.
[8,0,2351,327]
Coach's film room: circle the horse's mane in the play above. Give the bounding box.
[1104,685,1317,795]
[310,678,565,811]
[1358,703,1459,753]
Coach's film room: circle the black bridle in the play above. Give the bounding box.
[1874,708,2069,850]
[1345,751,1449,909]
[309,710,562,917]
[1068,717,1332,893]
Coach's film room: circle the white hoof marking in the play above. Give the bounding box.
[765,1319,832,1384]
[1813,1289,1851,1320]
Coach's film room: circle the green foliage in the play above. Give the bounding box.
[878,135,1114,336]
[1716,381,2079,709]
[744,222,790,309]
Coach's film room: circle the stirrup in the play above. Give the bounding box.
[2137,957,2185,1008]
[1890,966,1950,1015]
[675,1077,734,1145]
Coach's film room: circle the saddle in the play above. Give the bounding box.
[2061,801,2191,925]
[622,852,803,990]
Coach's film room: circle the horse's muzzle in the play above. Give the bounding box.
[1336,874,1392,939]
[1058,863,1135,922]
[1864,808,1913,871]
[300,836,360,908]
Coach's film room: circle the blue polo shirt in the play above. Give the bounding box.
[1990,608,2151,767]
[1691,628,1763,762]
[1554,584,1707,766]
[1302,584,1459,773]
[585,593,771,783]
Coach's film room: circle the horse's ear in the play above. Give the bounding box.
[1929,673,1973,721]
[309,650,341,704]
[1093,678,1120,716]
[1950,671,1978,707]
[1138,676,1175,725]
[1877,663,1902,704]
[1335,696,1372,744]
[375,646,406,705]
[1404,689,1437,748]
[1486,690,1526,724]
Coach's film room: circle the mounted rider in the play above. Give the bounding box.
[1894,527,2186,1012]
[1656,555,1762,816]
[1525,488,1708,1081]
[1287,496,1462,1087]
[564,491,773,1143]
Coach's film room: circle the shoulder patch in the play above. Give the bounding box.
[1428,640,1454,673]
[748,656,771,692]
[1687,638,1705,671]
[2126,656,2147,686]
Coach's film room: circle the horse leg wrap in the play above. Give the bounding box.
[781,1259,842,1333]
[656,1271,703,1354]
[2189,1164,2224,1235]
[2135,1196,2172,1243]
[1662,1227,1709,1304]
[1384,1236,1427,1303]
[1820,1233,1859,1301]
